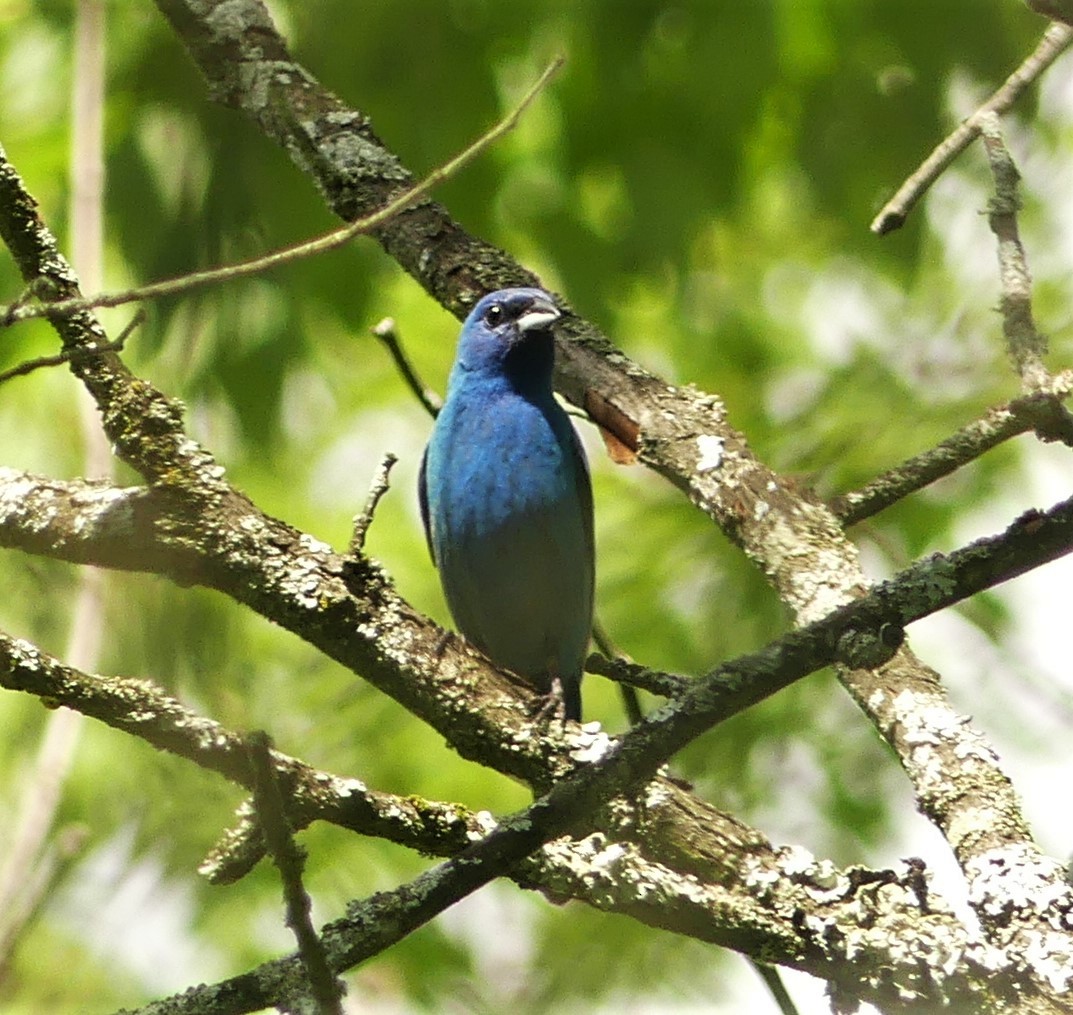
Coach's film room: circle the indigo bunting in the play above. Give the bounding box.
[419,288,594,720]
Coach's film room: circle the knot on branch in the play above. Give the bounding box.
[834,623,904,671]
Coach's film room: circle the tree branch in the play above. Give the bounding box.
[980,112,1049,391]
[829,374,1073,525]
[871,22,1073,235]
[0,60,562,329]
[246,732,344,1015]
[6,462,1073,973]
[371,317,442,419]
[0,622,981,1013]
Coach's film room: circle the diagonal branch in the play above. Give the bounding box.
[829,373,1073,525]
[0,622,984,1013]
[0,60,562,329]
[245,732,344,1015]
[871,22,1073,235]
[979,112,1049,392]
[0,142,222,486]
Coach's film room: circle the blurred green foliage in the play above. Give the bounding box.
[0,0,1068,1011]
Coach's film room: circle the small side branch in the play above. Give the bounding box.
[0,60,564,328]
[590,617,644,724]
[586,651,690,701]
[247,732,344,1015]
[0,310,142,386]
[871,22,1073,235]
[372,318,442,419]
[349,452,398,554]
[830,375,1073,524]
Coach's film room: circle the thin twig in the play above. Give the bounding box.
[0,58,564,328]
[585,651,690,700]
[1027,1,1073,29]
[0,310,142,385]
[0,279,45,323]
[752,961,801,1015]
[372,318,442,418]
[591,617,643,724]
[871,22,1073,235]
[830,373,1073,525]
[246,732,344,1015]
[979,112,1051,392]
[349,452,398,554]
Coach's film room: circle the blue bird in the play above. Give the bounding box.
[419,288,594,721]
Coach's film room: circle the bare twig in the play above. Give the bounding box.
[1028,0,1073,28]
[247,732,344,1015]
[591,617,644,724]
[830,373,1073,525]
[871,22,1073,235]
[0,311,141,385]
[372,317,442,419]
[0,58,564,329]
[586,651,689,700]
[349,452,398,554]
[753,961,801,1015]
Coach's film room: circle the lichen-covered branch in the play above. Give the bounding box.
[0,621,990,1014]
[0,143,222,487]
[979,113,1051,393]
[6,461,1073,1008]
[245,732,344,1015]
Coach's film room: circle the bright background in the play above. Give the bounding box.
[1,2,1071,1012]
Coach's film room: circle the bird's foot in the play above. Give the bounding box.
[529,675,570,725]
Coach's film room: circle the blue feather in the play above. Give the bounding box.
[419,288,594,720]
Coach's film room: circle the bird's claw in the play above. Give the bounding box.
[529,676,568,725]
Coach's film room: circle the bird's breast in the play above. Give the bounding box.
[438,392,577,533]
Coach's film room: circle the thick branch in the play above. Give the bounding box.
[11,622,1045,1015]
[5,464,1073,995]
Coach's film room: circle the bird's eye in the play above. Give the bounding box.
[485,303,503,325]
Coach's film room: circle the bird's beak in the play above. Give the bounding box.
[516,295,561,333]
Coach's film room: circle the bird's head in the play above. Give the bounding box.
[454,287,561,377]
